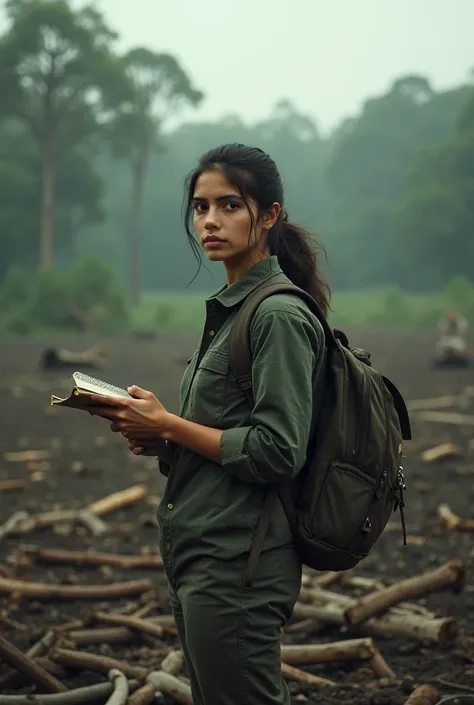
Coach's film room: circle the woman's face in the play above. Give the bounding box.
[192,168,279,280]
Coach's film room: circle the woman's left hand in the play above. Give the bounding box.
[87,386,171,441]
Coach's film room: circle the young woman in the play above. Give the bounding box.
[88,143,330,705]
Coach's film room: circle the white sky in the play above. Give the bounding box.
[1,0,472,135]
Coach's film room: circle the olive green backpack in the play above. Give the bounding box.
[228,282,412,585]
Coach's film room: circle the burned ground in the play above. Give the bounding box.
[0,328,473,704]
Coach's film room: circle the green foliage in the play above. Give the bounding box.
[0,257,129,335]
[0,1,473,312]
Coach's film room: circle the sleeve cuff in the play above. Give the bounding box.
[220,426,264,484]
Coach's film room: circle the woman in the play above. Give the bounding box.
[88,143,330,705]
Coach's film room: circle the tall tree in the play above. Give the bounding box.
[323,74,472,288]
[393,87,474,289]
[0,0,130,269]
[109,48,203,305]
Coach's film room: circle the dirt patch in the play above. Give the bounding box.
[0,329,473,704]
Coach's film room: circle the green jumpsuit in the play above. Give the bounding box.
[157,256,326,705]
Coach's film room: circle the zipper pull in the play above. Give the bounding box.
[397,466,407,546]
[376,470,388,498]
[361,517,372,533]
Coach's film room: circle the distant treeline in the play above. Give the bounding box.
[1,0,473,303]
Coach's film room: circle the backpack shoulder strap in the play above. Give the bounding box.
[228,282,335,405]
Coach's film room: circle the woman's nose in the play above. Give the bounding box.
[204,207,220,229]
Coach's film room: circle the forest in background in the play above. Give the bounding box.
[1,0,474,334]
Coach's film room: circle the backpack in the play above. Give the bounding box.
[227,282,412,586]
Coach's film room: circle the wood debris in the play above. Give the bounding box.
[438,503,474,532]
[421,442,462,463]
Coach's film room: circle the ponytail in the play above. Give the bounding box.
[268,210,331,317]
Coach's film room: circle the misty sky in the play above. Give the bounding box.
[1,0,472,134]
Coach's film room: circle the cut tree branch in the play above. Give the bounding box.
[344,559,466,627]
[51,648,147,681]
[295,591,458,643]
[438,504,474,532]
[146,671,192,705]
[0,681,140,705]
[280,662,335,686]
[91,610,164,639]
[0,634,67,693]
[280,638,394,678]
[25,546,163,569]
[0,576,153,600]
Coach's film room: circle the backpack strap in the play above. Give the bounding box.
[228,281,334,404]
[228,282,328,586]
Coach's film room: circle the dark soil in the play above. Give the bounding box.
[0,328,473,705]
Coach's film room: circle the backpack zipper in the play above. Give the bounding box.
[355,371,370,459]
[354,392,391,543]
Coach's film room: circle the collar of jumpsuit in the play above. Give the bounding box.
[208,255,282,308]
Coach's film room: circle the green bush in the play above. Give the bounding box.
[0,258,129,335]
[0,265,32,312]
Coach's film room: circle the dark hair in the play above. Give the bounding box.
[184,143,331,317]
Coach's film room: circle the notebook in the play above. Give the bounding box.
[51,371,132,410]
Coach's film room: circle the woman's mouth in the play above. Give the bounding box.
[203,236,225,249]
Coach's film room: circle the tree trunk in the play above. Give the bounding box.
[39,134,55,270]
[129,148,148,307]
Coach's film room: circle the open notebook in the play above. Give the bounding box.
[51,371,132,410]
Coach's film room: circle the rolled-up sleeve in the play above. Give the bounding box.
[220,304,322,484]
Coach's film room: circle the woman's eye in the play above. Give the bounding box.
[193,203,207,213]
[224,201,239,211]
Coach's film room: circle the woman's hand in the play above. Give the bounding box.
[87,385,171,441]
[127,437,167,457]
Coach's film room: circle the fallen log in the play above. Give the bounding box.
[25,546,164,570]
[280,662,335,686]
[16,510,79,532]
[415,411,474,425]
[294,592,458,643]
[35,658,69,680]
[406,395,458,412]
[41,345,106,370]
[127,683,156,705]
[0,576,153,600]
[344,559,466,627]
[0,630,57,690]
[0,479,29,491]
[88,485,147,517]
[0,511,29,544]
[421,442,462,464]
[76,510,108,537]
[308,572,343,588]
[146,671,193,705]
[4,450,51,463]
[12,486,146,535]
[0,681,140,705]
[280,638,394,678]
[127,649,184,705]
[404,684,440,705]
[438,503,474,532]
[69,614,175,646]
[51,648,147,681]
[69,627,134,646]
[107,669,129,705]
[91,610,164,639]
[160,650,184,675]
[0,634,67,693]
[341,575,386,591]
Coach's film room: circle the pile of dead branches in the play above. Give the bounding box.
[0,475,472,704]
[0,542,469,704]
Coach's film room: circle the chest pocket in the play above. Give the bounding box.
[186,349,229,427]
